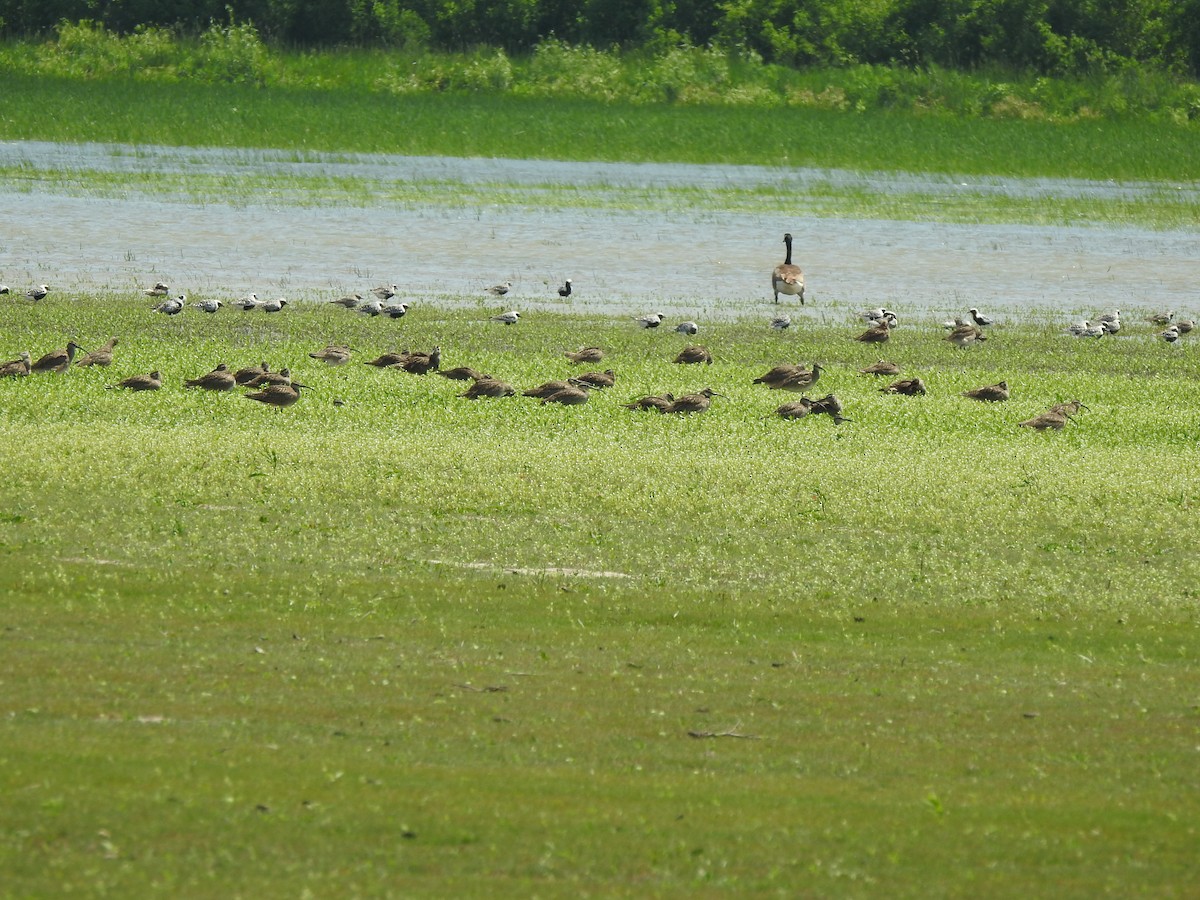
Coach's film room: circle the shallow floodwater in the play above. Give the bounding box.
[1,140,1196,320]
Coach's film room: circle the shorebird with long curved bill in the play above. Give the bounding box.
[246,382,309,408]
[773,363,824,392]
[624,393,674,411]
[234,361,270,385]
[572,369,616,389]
[565,346,604,364]
[110,371,162,392]
[523,380,575,399]
[245,367,292,388]
[391,346,441,375]
[31,341,84,374]
[185,364,237,391]
[662,388,722,414]
[752,362,810,388]
[0,351,31,377]
[1019,411,1070,431]
[75,337,119,367]
[460,377,516,399]
[364,351,408,368]
[770,398,813,420]
[309,345,352,366]
[772,233,805,304]
[438,366,490,382]
[962,380,1010,402]
[854,322,890,344]
[540,381,592,406]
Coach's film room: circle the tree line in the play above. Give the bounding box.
[2,0,1199,77]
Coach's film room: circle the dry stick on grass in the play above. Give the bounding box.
[687,723,759,739]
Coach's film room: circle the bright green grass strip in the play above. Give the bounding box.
[2,74,1199,182]
[1,297,1198,896]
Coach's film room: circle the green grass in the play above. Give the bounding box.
[1,295,1198,896]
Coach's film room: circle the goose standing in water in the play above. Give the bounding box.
[772,233,805,304]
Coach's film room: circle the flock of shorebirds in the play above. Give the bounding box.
[1,233,1189,427]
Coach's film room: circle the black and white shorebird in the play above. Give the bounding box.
[1159,325,1181,344]
[634,312,666,329]
[191,298,223,313]
[0,284,10,295]
[557,279,573,298]
[26,284,49,302]
[238,293,263,311]
[371,284,398,301]
[968,307,994,327]
[491,310,521,325]
[770,315,792,330]
[772,233,805,304]
[382,302,409,319]
[357,298,385,316]
[487,281,513,296]
[262,297,288,313]
[675,320,699,335]
[860,307,894,324]
[154,295,186,315]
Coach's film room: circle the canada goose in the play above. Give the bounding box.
[573,369,616,389]
[391,346,441,375]
[245,367,292,388]
[634,313,666,329]
[859,360,900,376]
[557,279,573,298]
[854,323,890,344]
[0,351,31,377]
[153,296,185,315]
[246,382,309,408]
[675,321,699,336]
[541,383,591,406]
[75,337,119,367]
[437,366,489,382]
[262,297,288,313]
[142,281,170,297]
[881,377,926,396]
[184,363,236,391]
[968,307,994,327]
[673,346,713,365]
[565,346,605,364]
[488,281,513,296]
[523,380,575,399]
[946,323,986,348]
[459,377,515,399]
[663,388,722,414]
[1018,411,1069,431]
[491,310,520,325]
[26,284,49,302]
[772,233,805,304]
[330,294,363,308]
[382,302,409,319]
[234,361,270,385]
[238,293,263,310]
[962,380,1009,402]
[110,370,161,392]
[770,315,792,330]
[371,284,398,300]
[191,299,223,313]
[31,341,84,374]
[624,393,674,411]
[309,345,352,366]
[773,363,824,392]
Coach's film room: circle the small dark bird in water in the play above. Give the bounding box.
[772,233,805,304]
[573,369,616,388]
[438,366,489,382]
[557,279,573,298]
[75,337,119,368]
[246,382,308,408]
[460,377,515,399]
[0,351,32,378]
[962,380,1010,402]
[624,393,675,411]
[309,345,352,366]
[234,361,270,385]
[31,341,84,374]
[565,346,605,364]
[881,377,926,396]
[185,363,236,391]
[662,388,722,414]
[110,370,162,392]
[673,345,713,365]
[859,360,900,377]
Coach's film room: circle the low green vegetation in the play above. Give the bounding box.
[1,295,1197,895]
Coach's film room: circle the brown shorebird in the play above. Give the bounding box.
[110,370,162,392]
[330,294,363,308]
[523,380,574,399]
[245,367,292,388]
[460,377,515,399]
[772,233,805,304]
[753,362,809,388]
[565,346,604,364]
[859,360,900,376]
[624,393,675,411]
[391,346,441,375]
[487,281,513,296]
[771,398,813,420]
[541,382,592,406]
[371,284,398,301]
[854,323,890,344]
[809,394,851,423]
[662,388,721,414]
[364,352,408,368]
[1147,310,1174,326]
[185,364,237,391]
[31,341,84,374]
[1048,400,1088,418]
[1174,319,1195,334]
[246,382,308,408]
[573,369,616,389]
[946,323,986,348]
[773,363,824,392]
[75,337,119,368]
[309,345,352,366]
[1019,411,1069,431]
[673,346,712,365]
[0,351,32,377]
[234,361,270,385]
[881,377,926,396]
[438,366,490,382]
[143,281,170,297]
[962,381,1009,402]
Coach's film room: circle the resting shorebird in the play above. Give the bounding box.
[364,352,408,368]
[753,363,809,388]
[675,320,699,336]
[382,302,409,319]
[245,367,292,387]
[946,323,986,348]
[74,337,119,367]
[770,315,792,330]
[673,346,713,365]
[0,351,32,378]
[0,284,8,295]
[859,307,894,324]
[26,284,49,302]
[1159,325,1181,344]
[330,293,363,308]
[371,284,398,301]
[391,346,441,375]
[573,369,616,389]
[185,364,236,391]
[142,281,170,297]
[192,298,223,313]
[460,377,515,399]
[1148,310,1174,326]
[773,363,824,393]
[1047,400,1088,419]
[238,293,263,311]
[881,377,926,396]
[1019,411,1069,431]
[968,307,994,327]
[771,398,813,420]
[523,380,575,399]
[438,366,489,382]
[487,281,513,296]
[662,388,722,414]
[540,382,592,406]
[154,296,185,315]
[772,233,805,304]
[962,380,1009,402]
[234,362,270,385]
[491,310,520,325]
[246,382,308,408]
[557,279,573,298]
[262,297,288,313]
[624,393,675,411]
[859,360,900,377]
[1174,319,1195,334]
[309,345,352,366]
[357,298,383,317]
[31,341,84,374]
[110,370,162,392]
[565,346,604,364]
[634,313,666,329]
[854,322,890,344]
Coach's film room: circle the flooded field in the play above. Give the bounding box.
[1,140,1196,321]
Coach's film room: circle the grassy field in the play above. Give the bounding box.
[1,294,1198,896]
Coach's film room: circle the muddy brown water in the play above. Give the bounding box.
[1,141,1196,323]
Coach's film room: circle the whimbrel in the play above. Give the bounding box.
[946,323,986,348]
[523,380,575,399]
[565,346,605,364]
[753,363,808,388]
[246,382,308,408]
[662,388,721,414]
[541,382,591,406]
[624,393,674,411]
[854,323,890,344]
[438,366,489,382]
[392,346,441,375]
[770,315,792,330]
[962,381,1009,402]
[245,367,292,388]
[1019,411,1069,431]
[459,377,515,399]
[309,345,352,366]
[634,313,666,329]
[234,362,270,385]
[364,352,408,368]
[0,351,31,377]
[26,284,49,302]
[772,398,812,419]
[488,282,513,296]
[881,377,926,396]
[772,233,805,304]
[675,321,699,335]
[154,296,185,315]
[557,279,573,298]
[673,346,713,365]
[31,341,84,374]
[573,369,617,388]
[1047,400,1087,418]
[859,360,900,376]
[110,370,162,391]
[192,299,223,313]
[185,364,236,391]
[773,363,824,392]
[491,310,520,325]
[808,394,847,418]
[75,337,119,367]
